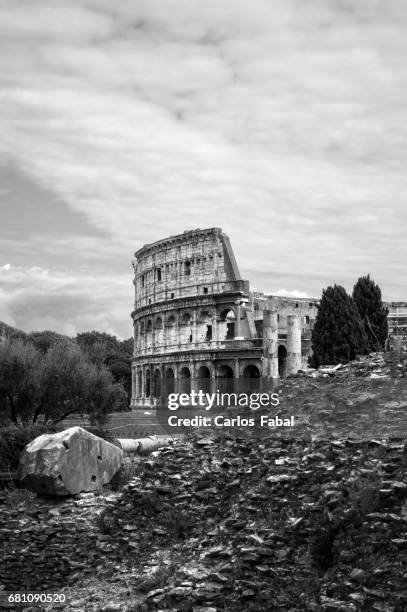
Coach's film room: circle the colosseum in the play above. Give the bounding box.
[130,227,319,408]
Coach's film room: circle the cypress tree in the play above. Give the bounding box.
[352,275,388,351]
[310,284,369,367]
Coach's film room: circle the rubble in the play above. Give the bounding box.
[2,427,407,610]
[0,490,123,594]
[300,351,405,381]
[1,352,406,610]
[89,432,406,611]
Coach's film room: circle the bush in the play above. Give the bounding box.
[310,284,369,367]
[0,337,128,426]
[353,275,389,351]
[3,486,36,509]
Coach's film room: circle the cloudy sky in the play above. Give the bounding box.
[1,0,406,338]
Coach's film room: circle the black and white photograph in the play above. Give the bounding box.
[0,1,406,610]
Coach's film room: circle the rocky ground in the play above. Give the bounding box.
[1,352,406,611]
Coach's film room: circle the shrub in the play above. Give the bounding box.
[3,486,36,509]
[310,284,369,367]
[353,275,389,351]
[0,337,128,426]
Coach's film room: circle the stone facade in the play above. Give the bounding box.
[386,301,407,350]
[130,228,318,407]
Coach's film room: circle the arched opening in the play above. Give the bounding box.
[181,312,191,325]
[180,312,192,344]
[219,308,236,340]
[179,366,191,394]
[243,364,261,392]
[196,365,211,394]
[197,310,212,343]
[153,369,161,398]
[199,310,211,323]
[165,368,175,396]
[217,364,234,393]
[278,345,287,379]
[145,369,151,398]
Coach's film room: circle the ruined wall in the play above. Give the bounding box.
[387,301,407,340]
[131,229,320,406]
[250,295,318,332]
[133,227,243,309]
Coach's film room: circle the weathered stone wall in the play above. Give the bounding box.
[387,301,407,347]
[130,229,319,407]
[133,227,241,309]
[251,294,318,333]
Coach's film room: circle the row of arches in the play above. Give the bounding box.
[136,307,236,334]
[138,254,223,288]
[134,363,262,400]
[134,307,238,350]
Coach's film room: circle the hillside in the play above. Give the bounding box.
[1,351,406,611]
[0,320,27,339]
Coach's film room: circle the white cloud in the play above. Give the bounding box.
[270,289,310,299]
[0,0,406,335]
[0,264,132,338]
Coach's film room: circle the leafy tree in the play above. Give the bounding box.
[76,331,132,400]
[120,337,134,355]
[37,340,127,424]
[0,338,128,426]
[352,275,388,351]
[34,340,91,423]
[0,320,27,342]
[76,331,123,356]
[0,340,43,426]
[310,285,369,367]
[85,366,128,427]
[105,357,132,399]
[28,330,69,353]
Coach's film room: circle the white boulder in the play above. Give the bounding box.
[19,426,123,496]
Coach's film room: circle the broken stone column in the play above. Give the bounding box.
[262,309,278,388]
[286,315,302,375]
[117,436,162,454]
[19,427,123,496]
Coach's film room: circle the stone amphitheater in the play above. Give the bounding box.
[130,228,318,408]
